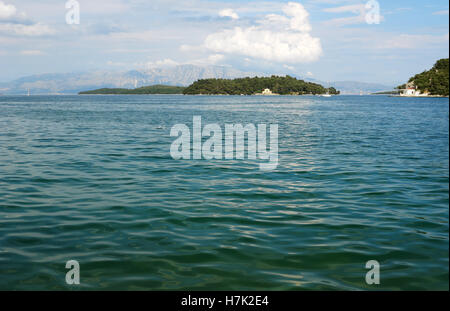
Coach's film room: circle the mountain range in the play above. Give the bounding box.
[0,65,395,95]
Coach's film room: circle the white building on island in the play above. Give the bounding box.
[261,88,274,95]
[400,82,429,97]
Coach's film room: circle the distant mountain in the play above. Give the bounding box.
[299,78,395,95]
[324,81,395,95]
[0,65,260,95]
[0,64,395,95]
[79,85,186,95]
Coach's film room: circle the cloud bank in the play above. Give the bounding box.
[0,1,16,19]
[0,1,54,36]
[323,4,385,26]
[219,9,239,20]
[204,2,322,63]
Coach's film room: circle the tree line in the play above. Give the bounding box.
[397,58,449,96]
[79,85,185,95]
[182,75,340,95]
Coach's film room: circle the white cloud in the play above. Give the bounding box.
[180,44,197,52]
[154,58,179,66]
[324,4,364,14]
[205,54,225,64]
[284,2,312,32]
[0,22,55,36]
[142,54,225,69]
[0,1,27,22]
[379,33,449,49]
[82,0,131,14]
[0,1,54,36]
[433,10,449,16]
[219,8,239,20]
[20,50,44,55]
[0,1,16,19]
[323,3,384,26]
[147,58,180,67]
[203,2,322,63]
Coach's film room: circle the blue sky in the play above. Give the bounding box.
[0,0,448,84]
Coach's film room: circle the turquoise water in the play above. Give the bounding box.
[0,95,448,290]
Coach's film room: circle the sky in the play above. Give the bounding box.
[0,0,448,84]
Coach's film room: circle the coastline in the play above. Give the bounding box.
[389,95,449,98]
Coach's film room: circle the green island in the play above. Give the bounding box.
[79,85,186,95]
[396,58,449,96]
[182,75,339,95]
[371,91,399,95]
[79,76,339,96]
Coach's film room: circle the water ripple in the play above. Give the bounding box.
[0,95,448,290]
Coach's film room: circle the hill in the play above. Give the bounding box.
[397,58,449,96]
[0,65,396,95]
[79,85,185,95]
[183,76,339,95]
[0,65,259,95]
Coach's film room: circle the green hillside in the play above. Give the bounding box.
[398,58,449,96]
[79,85,186,95]
[182,75,339,95]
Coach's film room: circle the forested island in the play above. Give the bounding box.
[397,58,449,96]
[79,85,186,95]
[78,76,339,96]
[182,76,339,95]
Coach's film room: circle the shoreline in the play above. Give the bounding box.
[389,95,449,98]
[2,93,449,97]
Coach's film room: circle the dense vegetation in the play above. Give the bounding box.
[79,85,186,95]
[397,58,449,96]
[371,90,400,95]
[182,76,340,95]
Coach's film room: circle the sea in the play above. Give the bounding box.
[0,94,448,290]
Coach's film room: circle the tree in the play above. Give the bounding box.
[183,76,338,95]
[397,58,449,96]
